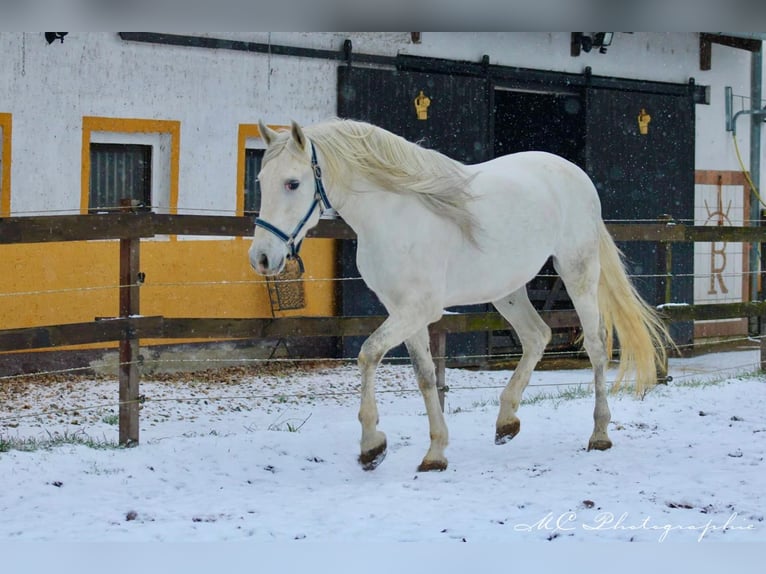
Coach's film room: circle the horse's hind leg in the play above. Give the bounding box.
[553,256,612,451]
[492,289,551,444]
[405,328,449,471]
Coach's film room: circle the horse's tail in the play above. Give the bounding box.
[597,220,672,395]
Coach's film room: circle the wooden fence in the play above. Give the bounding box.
[2,212,766,445]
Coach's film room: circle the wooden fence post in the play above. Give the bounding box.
[119,235,141,446]
[760,209,766,373]
[656,214,673,382]
[429,327,447,411]
[760,328,766,373]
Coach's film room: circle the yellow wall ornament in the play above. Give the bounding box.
[414,90,431,120]
[638,108,651,135]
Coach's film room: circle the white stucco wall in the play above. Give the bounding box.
[695,41,760,172]
[0,32,762,216]
[1,32,337,215]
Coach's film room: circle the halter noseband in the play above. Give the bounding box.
[254,142,332,273]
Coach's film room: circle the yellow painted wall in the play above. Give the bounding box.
[0,112,10,217]
[0,237,336,350]
[2,115,339,355]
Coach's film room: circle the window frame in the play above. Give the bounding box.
[237,124,286,217]
[81,117,180,215]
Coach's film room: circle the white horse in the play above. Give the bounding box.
[249,119,670,472]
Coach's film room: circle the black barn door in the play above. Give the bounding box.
[337,65,491,361]
[585,88,695,347]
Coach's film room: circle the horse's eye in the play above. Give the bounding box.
[285,180,300,191]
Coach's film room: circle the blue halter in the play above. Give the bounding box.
[254,142,332,273]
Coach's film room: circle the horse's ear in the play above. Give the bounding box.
[259,120,278,146]
[291,120,307,151]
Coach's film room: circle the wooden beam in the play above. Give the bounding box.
[0,213,155,243]
[700,33,763,71]
[657,300,766,322]
[0,316,164,351]
[701,33,762,53]
[309,218,357,240]
[684,225,766,242]
[150,213,251,237]
[607,223,686,242]
[2,302,766,357]
[0,213,357,244]
[700,34,712,71]
[571,32,582,57]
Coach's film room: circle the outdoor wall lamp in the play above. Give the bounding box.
[45,33,68,44]
[571,32,613,56]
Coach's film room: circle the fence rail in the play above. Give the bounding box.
[4,213,766,244]
[2,212,766,445]
[0,212,355,244]
[5,302,766,355]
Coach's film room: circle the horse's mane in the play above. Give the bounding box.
[266,119,481,245]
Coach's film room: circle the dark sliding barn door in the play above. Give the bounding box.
[491,87,587,354]
[585,87,695,346]
[336,64,697,360]
[337,65,491,361]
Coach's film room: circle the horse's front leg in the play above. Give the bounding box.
[357,314,421,470]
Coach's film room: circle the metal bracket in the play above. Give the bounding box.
[343,38,352,69]
[725,86,766,135]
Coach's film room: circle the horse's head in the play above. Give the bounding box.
[248,120,329,276]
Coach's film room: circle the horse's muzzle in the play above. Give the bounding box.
[249,246,285,276]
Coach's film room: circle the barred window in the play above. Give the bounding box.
[244,148,264,216]
[89,143,152,213]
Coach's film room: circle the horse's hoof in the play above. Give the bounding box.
[495,420,521,445]
[587,438,613,451]
[359,441,387,471]
[417,459,448,472]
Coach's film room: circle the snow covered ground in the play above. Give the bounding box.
[0,347,764,554]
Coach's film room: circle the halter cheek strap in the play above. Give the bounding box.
[254,142,332,273]
[311,144,332,212]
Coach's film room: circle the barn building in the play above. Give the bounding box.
[0,32,764,372]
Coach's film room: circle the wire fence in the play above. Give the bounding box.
[1,211,765,438]
[1,330,763,430]
[0,325,759,381]
[1,356,762,429]
[0,265,760,301]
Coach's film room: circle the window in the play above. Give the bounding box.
[89,143,152,213]
[238,124,284,218]
[243,148,264,216]
[81,117,179,215]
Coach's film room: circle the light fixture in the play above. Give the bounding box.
[571,33,614,56]
[45,33,68,45]
[593,32,613,54]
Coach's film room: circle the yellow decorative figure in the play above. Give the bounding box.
[414,90,431,120]
[638,108,651,135]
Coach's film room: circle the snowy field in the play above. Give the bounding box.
[1,346,764,564]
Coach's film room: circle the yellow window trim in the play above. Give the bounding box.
[81,116,181,215]
[0,113,11,217]
[236,123,286,217]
